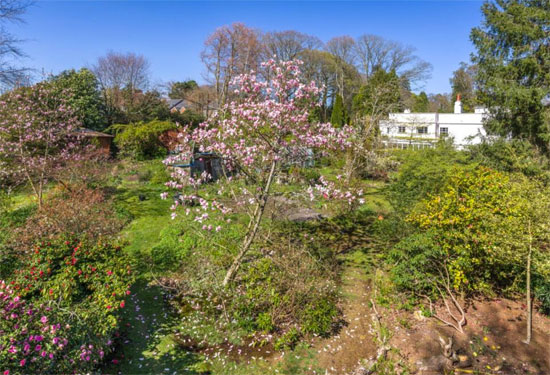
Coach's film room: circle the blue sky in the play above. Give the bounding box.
[8,0,484,94]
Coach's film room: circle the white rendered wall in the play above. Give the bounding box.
[380,112,486,147]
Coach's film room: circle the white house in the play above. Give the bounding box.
[379,96,487,149]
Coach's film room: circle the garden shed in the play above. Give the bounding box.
[74,128,114,155]
[169,152,225,182]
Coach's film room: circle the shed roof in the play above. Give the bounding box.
[74,128,114,138]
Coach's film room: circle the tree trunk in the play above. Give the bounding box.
[524,220,533,345]
[222,160,277,286]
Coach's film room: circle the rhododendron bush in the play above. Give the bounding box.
[1,239,134,373]
[163,59,363,285]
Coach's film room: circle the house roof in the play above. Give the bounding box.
[74,128,114,138]
[166,98,191,111]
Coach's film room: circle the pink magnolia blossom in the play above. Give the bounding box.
[163,59,361,228]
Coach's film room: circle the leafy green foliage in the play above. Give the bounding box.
[168,80,198,99]
[468,138,550,183]
[113,120,177,160]
[353,68,402,117]
[48,68,107,131]
[450,62,477,112]
[330,94,347,127]
[274,328,301,351]
[6,238,134,373]
[386,142,472,216]
[300,297,338,336]
[471,0,550,151]
[390,166,550,308]
[411,91,429,112]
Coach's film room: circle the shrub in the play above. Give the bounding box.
[113,120,178,160]
[300,297,338,336]
[0,281,71,374]
[4,238,134,373]
[468,137,550,184]
[10,186,124,253]
[273,327,301,351]
[390,166,550,306]
[165,215,340,348]
[387,142,472,216]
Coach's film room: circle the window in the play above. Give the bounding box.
[417,126,428,134]
[440,127,449,137]
[387,127,391,134]
[398,126,406,133]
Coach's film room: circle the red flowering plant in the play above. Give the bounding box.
[6,238,134,373]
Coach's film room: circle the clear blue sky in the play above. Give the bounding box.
[9,0,484,94]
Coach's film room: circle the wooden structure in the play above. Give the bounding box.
[74,128,114,155]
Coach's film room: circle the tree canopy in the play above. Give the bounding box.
[48,69,107,131]
[471,0,550,152]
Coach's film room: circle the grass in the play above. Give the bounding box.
[101,279,203,375]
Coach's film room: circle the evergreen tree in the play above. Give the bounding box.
[48,69,107,131]
[330,94,346,127]
[169,80,199,99]
[471,0,550,151]
[412,91,429,112]
[352,68,401,117]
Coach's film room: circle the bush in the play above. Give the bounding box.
[10,186,124,254]
[389,166,550,306]
[273,327,301,351]
[4,238,134,373]
[164,215,340,348]
[468,137,550,184]
[112,120,178,160]
[387,142,472,216]
[300,297,338,336]
[0,281,71,374]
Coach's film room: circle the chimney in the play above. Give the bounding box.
[454,94,462,114]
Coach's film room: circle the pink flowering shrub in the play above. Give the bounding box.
[163,59,363,285]
[2,239,134,373]
[0,281,70,374]
[0,83,89,208]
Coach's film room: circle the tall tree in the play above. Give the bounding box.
[92,51,150,92]
[91,51,151,124]
[163,59,357,286]
[412,91,429,112]
[168,80,198,99]
[0,0,31,89]
[352,68,402,118]
[326,36,357,100]
[450,62,477,112]
[330,94,347,127]
[471,0,550,151]
[262,30,322,61]
[48,68,107,131]
[353,34,433,87]
[428,93,453,113]
[298,49,338,121]
[201,22,262,107]
[348,68,402,178]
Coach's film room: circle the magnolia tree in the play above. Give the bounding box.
[0,83,86,208]
[164,59,361,286]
